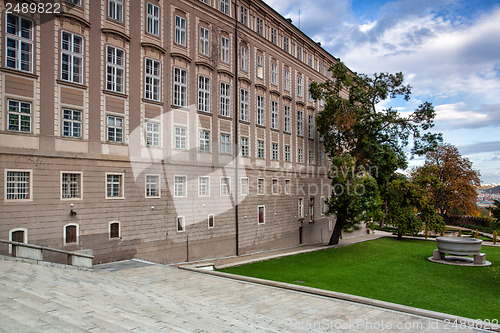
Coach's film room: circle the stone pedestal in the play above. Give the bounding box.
[432,249,444,260]
[473,253,486,265]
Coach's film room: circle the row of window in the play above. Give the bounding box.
[4,170,328,201]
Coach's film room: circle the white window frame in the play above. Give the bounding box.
[241,177,249,195]
[220,0,229,15]
[145,121,160,147]
[145,58,161,101]
[108,0,123,22]
[308,114,315,139]
[240,6,248,25]
[107,115,124,143]
[106,173,124,199]
[297,110,304,136]
[61,31,83,84]
[220,82,231,117]
[257,139,265,159]
[284,145,291,162]
[258,205,266,224]
[147,3,160,36]
[109,221,121,239]
[240,45,248,72]
[296,45,302,61]
[220,177,230,196]
[271,100,278,130]
[61,171,83,200]
[63,223,79,246]
[256,54,263,79]
[5,169,32,201]
[175,16,186,46]
[298,197,304,218]
[309,150,315,165]
[200,26,210,56]
[284,105,291,133]
[199,129,210,152]
[7,99,31,133]
[173,67,187,107]
[256,17,263,35]
[272,142,279,161]
[320,196,326,215]
[177,216,185,232]
[220,133,231,154]
[5,14,34,73]
[240,136,249,157]
[272,178,278,195]
[257,178,264,195]
[308,83,314,102]
[271,62,278,85]
[174,126,187,150]
[145,174,161,198]
[298,147,304,163]
[285,179,290,194]
[284,68,290,91]
[283,36,289,53]
[8,228,28,253]
[271,27,277,44]
[198,75,210,113]
[297,76,303,97]
[198,176,210,197]
[208,214,215,229]
[174,176,187,197]
[221,36,230,63]
[106,45,125,93]
[62,108,82,138]
[256,95,265,126]
[240,88,249,122]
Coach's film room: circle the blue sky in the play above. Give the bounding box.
[264,0,500,185]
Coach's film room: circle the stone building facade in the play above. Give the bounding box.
[0,0,338,264]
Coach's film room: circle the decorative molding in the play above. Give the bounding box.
[56,12,91,28]
[141,42,166,54]
[170,52,192,63]
[101,28,131,42]
[195,60,215,71]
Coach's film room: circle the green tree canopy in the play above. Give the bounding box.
[311,62,442,245]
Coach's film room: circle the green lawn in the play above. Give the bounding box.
[220,238,500,320]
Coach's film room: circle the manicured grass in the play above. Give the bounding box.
[220,238,500,320]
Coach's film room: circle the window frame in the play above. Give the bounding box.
[5,169,32,202]
[221,36,230,63]
[174,176,187,197]
[297,110,304,136]
[108,0,124,22]
[219,82,231,117]
[198,74,210,113]
[284,145,291,162]
[240,45,248,72]
[7,99,31,133]
[174,125,187,150]
[240,136,249,157]
[199,129,210,152]
[145,120,160,147]
[257,178,264,195]
[106,45,125,93]
[258,205,266,224]
[208,214,215,229]
[256,95,265,126]
[271,100,278,130]
[220,133,231,154]
[146,3,160,36]
[105,173,124,199]
[62,108,82,139]
[199,26,210,56]
[272,142,279,161]
[5,14,34,73]
[144,58,161,101]
[198,176,210,197]
[271,61,278,86]
[272,178,278,194]
[173,67,187,107]
[109,221,121,239]
[257,139,265,159]
[177,216,185,232]
[220,177,230,196]
[63,223,79,246]
[107,114,124,143]
[61,171,83,200]
[174,15,186,46]
[239,88,249,122]
[145,174,161,198]
[61,30,84,84]
[241,177,249,195]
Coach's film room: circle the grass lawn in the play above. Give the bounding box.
[220,237,500,320]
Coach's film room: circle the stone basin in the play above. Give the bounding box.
[436,236,482,256]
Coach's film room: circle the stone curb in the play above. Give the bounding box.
[179,264,500,332]
[0,254,92,271]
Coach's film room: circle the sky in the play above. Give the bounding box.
[264,0,500,185]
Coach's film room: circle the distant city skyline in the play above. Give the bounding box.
[264,0,500,184]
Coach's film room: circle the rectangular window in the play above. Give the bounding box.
[240,46,248,72]
[106,46,125,93]
[241,177,249,195]
[62,109,82,138]
[220,82,231,117]
[6,14,34,72]
[272,179,278,194]
[309,199,315,223]
[271,101,278,130]
[145,174,160,197]
[221,36,230,63]
[256,95,265,126]
[200,27,210,56]
[174,126,187,150]
[220,177,230,196]
[145,58,161,101]
[308,114,315,139]
[271,28,277,44]
[108,0,123,22]
[61,172,82,199]
[61,31,83,84]
[309,150,315,164]
[256,17,263,35]
[284,68,290,91]
[198,176,209,196]
[147,3,160,36]
[177,216,185,232]
[106,174,123,198]
[220,0,229,15]
[257,178,264,195]
[199,130,210,152]
[257,140,265,159]
[240,136,249,157]
[65,0,82,5]
[258,205,265,224]
[308,83,314,102]
[298,198,304,218]
[271,62,277,85]
[107,115,123,143]
[173,67,187,107]
[220,133,231,154]
[297,110,304,136]
[319,60,323,75]
[285,179,290,194]
[320,196,326,215]
[198,75,210,113]
[175,16,186,46]
[296,45,302,61]
[174,176,186,197]
[284,145,291,162]
[240,89,249,122]
[208,214,215,228]
[272,142,279,161]
[283,36,289,53]
[257,55,263,79]
[145,121,160,146]
[298,147,304,163]
[6,171,31,200]
[109,222,120,239]
[297,76,303,97]
[308,53,313,67]
[284,105,291,133]
[8,100,31,133]
[65,224,78,245]
[240,6,247,25]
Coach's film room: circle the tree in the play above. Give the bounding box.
[412,143,481,217]
[488,200,500,230]
[311,62,441,245]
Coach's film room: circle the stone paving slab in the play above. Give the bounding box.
[0,254,497,332]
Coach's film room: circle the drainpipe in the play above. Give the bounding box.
[233,0,239,256]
